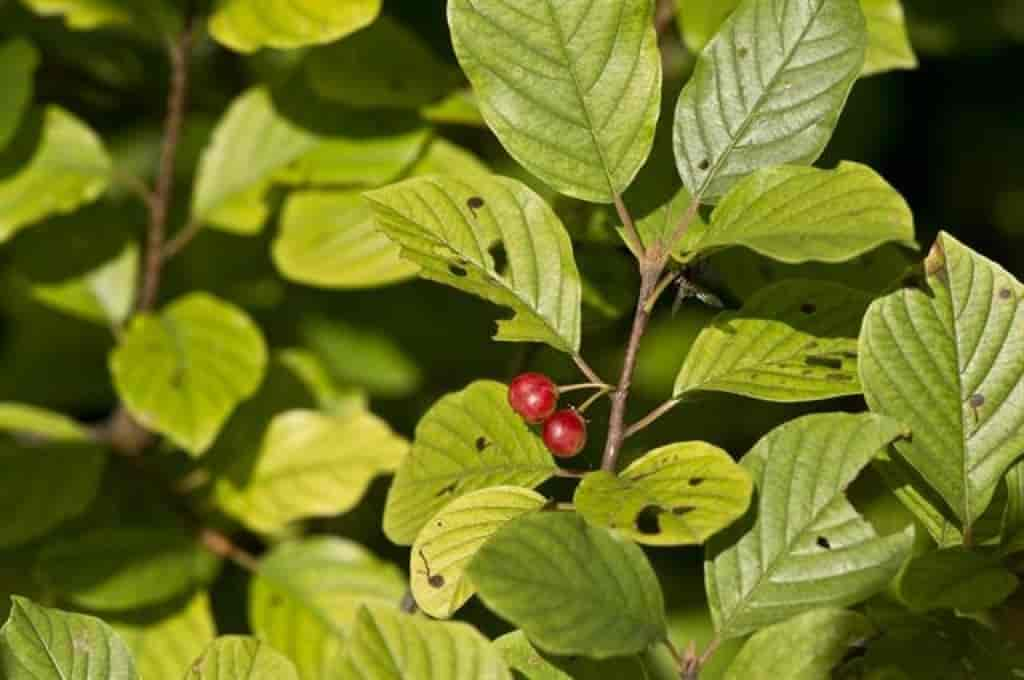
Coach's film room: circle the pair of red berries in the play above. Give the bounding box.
[508,373,587,458]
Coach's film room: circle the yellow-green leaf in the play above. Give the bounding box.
[861,0,918,76]
[186,636,298,680]
[114,593,217,680]
[0,402,89,441]
[208,0,381,53]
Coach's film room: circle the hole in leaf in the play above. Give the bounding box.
[448,264,468,278]
[800,302,817,314]
[817,536,831,549]
[635,505,665,534]
[435,482,457,497]
[541,498,559,512]
[697,158,710,171]
[487,240,508,273]
[475,436,490,452]
[826,373,853,382]
[467,196,485,211]
[428,574,445,589]
[970,393,985,408]
[805,356,843,370]
[672,506,695,516]
[688,477,705,487]
[1000,287,1013,300]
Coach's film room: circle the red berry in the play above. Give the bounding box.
[543,409,587,458]
[508,372,559,424]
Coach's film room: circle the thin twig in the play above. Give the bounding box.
[663,637,685,669]
[136,7,197,312]
[199,527,259,572]
[558,382,613,394]
[112,169,156,208]
[698,638,720,668]
[614,193,645,256]
[576,387,611,414]
[572,353,605,387]
[163,218,202,259]
[662,197,702,263]
[644,269,680,313]
[625,398,682,439]
[552,468,590,479]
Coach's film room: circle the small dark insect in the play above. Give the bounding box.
[672,262,727,315]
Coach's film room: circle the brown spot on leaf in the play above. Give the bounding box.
[448,264,468,278]
[475,436,490,452]
[428,574,445,588]
[467,196,485,210]
[970,393,985,408]
[697,159,710,171]
[999,288,1013,300]
[689,477,705,487]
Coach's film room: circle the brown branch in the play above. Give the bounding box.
[624,397,682,439]
[200,527,259,573]
[163,218,202,259]
[136,8,197,312]
[655,0,677,38]
[572,353,606,387]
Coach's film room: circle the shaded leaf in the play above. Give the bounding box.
[186,636,298,680]
[420,90,486,127]
[859,232,1024,529]
[0,402,90,441]
[365,175,582,352]
[411,486,546,619]
[0,38,39,151]
[675,0,741,55]
[682,162,915,263]
[674,0,867,202]
[468,512,667,659]
[249,538,404,680]
[110,293,268,456]
[114,593,217,680]
[724,609,874,680]
[383,381,557,545]
[0,597,138,679]
[337,606,511,680]
[706,413,914,639]
[896,547,1018,612]
[19,0,179,35]
[674,280,870,401]
[215,409,408,534]
[36,527,220,612]
[408,138,490,177]
[574,442,753,546]
[0,106,111,243]
[449,0,661,202]
[494,630,648,680]
[208,0,381,53]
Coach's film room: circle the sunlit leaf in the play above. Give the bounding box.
[706,413,914,639]
[449,0,661,202]
[574,442,752,546]
[208,0,381,53]
[0,597,138,679]
[110,293,268,456]
[382,381,557,545]
[674,280,870,402]
[861,0,918,75]
[674,0,866,202]
[0,402,89,441]
[0,39,39,151]
[186,636,298,680]
[365,175,582,352]
[408,138,490,177]
[19,0,179,35]
[114,593,217,680]
[337,606,511,680]
[249,538,404,680]
[411,486,545,619]
[859,232,1024,529]
[31,242,138,327]
[469,512,667,659]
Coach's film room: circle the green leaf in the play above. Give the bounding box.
[113,593,217,680]
[494,630,650,680]
[0,441,106,548]
[382,381,557,545]
[208,0,381,53]
[408,138,490,177]
[448,0,661,202]
[31,242,139,327]
[215,408,408,534]
[110,293,268,456]
[632,185,708,256]
[35,527,220,612]
[411,486,546,619]
[0,106,112,243]
[674,280,870,402]
[896,548,1018,612]
[274,191,417,290]
[249,538,405,680]
[574,442,753,546]
[676,0,742,55]
[0,597,138,679]
[274,126,429,188]
[859,231,1024,529]
[723,609,874,680]
[186,636,298,680]
[0,39,39,151]
[337,606,511,680]
[0,402,90,441]
[420,90,486,127]
[305,16,458,110]
[861,0,918,76]
[365,175,582,353]
[673,0,867,202]
[706,413,914,640]
[683,162,916,263]
[18,0,179,35]
[1003,461,1024,554]
[468,512,667,659]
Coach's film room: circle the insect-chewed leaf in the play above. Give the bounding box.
[411,486,546,619]
[674,280,870,402]
[383,381,557,546]
[185,636,298,680]
[0,38,38,150]
[468,512,667,659]
[110,293,268,456]
[248,538,405,680]
[687,162,915,264]
[860,0,917,76]
[859,231,1024,530]
[113,593,216,680]
[706,413,914,640]
[365,175,582,353]
[448,0,661,202]
[0,597,139,680]
[337,606,511,680]
[722,609,874,680]
[494,631,649,680]
[574,442,752,546]
[896,547,1018,613]
[208,0,380,53]
[674,0,867,202]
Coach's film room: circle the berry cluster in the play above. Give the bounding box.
[507,372,587,458]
